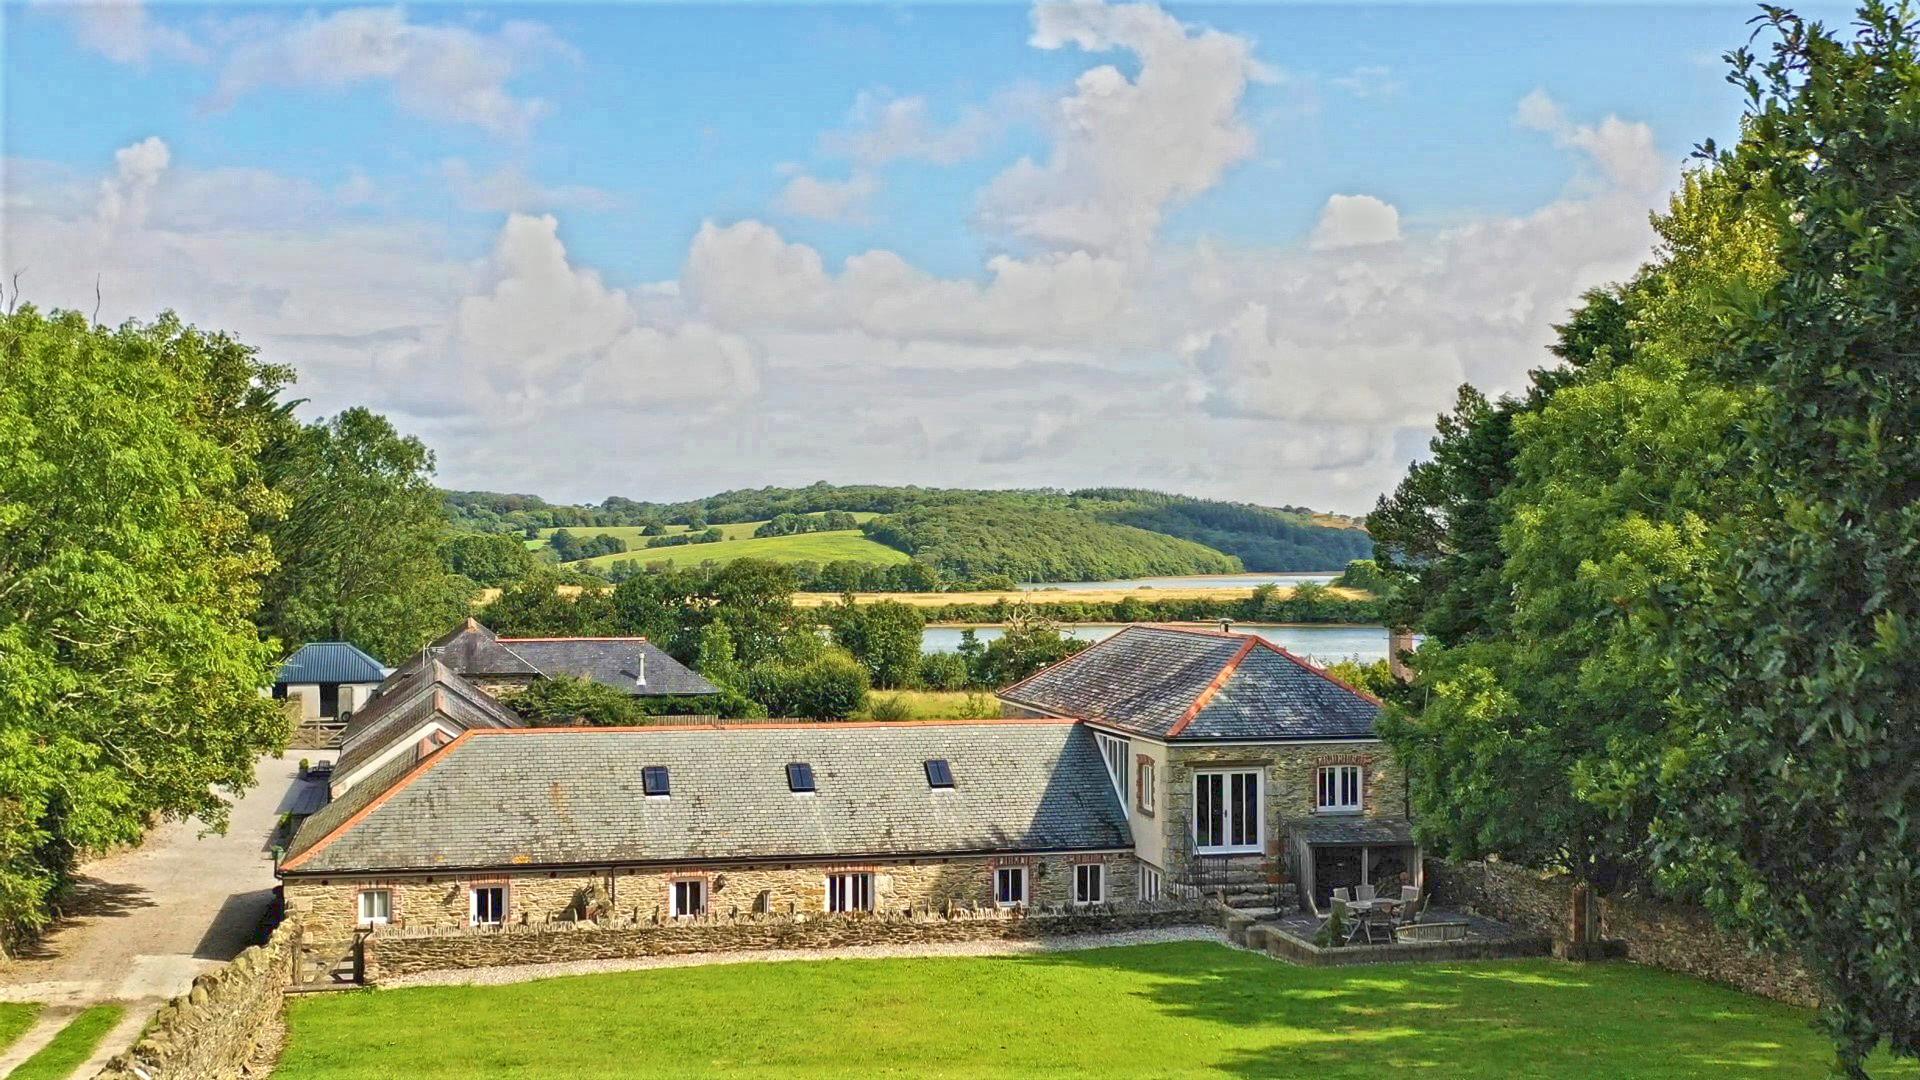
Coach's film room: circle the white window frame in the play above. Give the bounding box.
[1315,764,1364,814]
[1073,863,1105,906]
[469,884,506,927]
[1138,757,1156,814]
[994,866,1027,908]
[1095,732,1129,816]
[825,872,874,913]
[1193,769,1263,854]
[357,888,392,927]
[1139,864,1162,902]
[671,878,707,918]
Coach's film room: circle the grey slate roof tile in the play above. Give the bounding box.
[385,620,717,698]
[999,625,1381,742]
[282,721,1131,874]
[333,660,523,779]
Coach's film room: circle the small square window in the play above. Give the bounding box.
[642,766,671,797]
[787,762,815,793]
[826,872,874,912]
[358,889,391,926]
[995,866,1027,907]
[1315,765,1363,814]
[671,879,706,918]
[471,885,506,926]
[1074,863,1104,906]
[924,759,954,788]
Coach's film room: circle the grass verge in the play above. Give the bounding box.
[858,690,1001,720]
[0,1002,43,1056]
[10,1003,124,1080]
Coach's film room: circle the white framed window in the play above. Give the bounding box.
[994,866,1027,907]
[1073,863,1105,905]
[671,879,707,918]
[357,888,391,926]
[826,872,874,913]
[1137,757,1156,814]
[470,885,506,927]
[1139,865,1162,902]
[1315,765,1364,814]
[1095,733,1129,814]
[1194,770,1262,853]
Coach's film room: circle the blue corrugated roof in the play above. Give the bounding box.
[276,642,389,686]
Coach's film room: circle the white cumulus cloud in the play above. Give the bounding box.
[1309,194,1401,250]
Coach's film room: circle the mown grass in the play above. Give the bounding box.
[858,690,1002,720]
[9,1003,124,1080]
[277,943,1914,1078]
[0,1002,42,1056]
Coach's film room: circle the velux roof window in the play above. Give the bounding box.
[642,766,671,797]
[924,759,954,789]
[787,762,816,793]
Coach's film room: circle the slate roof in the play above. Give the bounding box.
[998,625,1382,742]
[502,637,718,697]
[280,720,1131,875]
[274,642,388,686]
[387,620,717,698]
[333,660,524,781]
[1296,819,1418,846]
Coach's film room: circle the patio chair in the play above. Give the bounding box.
[1331,887,1350,904]
[1400,885,1420,904]
[1354,882,1377,903]
[1395,894,1425,927]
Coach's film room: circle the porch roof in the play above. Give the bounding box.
[1297,819,1418,846]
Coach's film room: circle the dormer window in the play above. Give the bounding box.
[924,759,954,788]
[787,762,816,793]
[642,766,671,798]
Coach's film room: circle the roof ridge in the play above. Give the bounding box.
[1166,635,1259,738]
[1249,637,1385,706]
[501,636,651,643]
[280,729,476,872]
[464,716,1083,734]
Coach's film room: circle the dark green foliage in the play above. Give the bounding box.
[259,408,475,663]
[917,651,972,691]
[1665,7,1920,1069]
[862,505,1240,583]
[502,675,758,724]
[1331,559,1389,593]
[828,600,925,689]
[969,611,1089,687]
[742,650,871,720]
[441,533,537,587]
[913,590,1380,627]
[479,572,618,638]
[753,511,858,537]
[0,307,289,949]
[641,528,723,550]
[548,530,628,562]
[1091,490,1372,571]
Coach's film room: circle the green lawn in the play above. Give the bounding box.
[575,528,909,571]
[277,942,1912,1078]
[860,690,1003,720]
[0,1002,42,1056]
[9,1003,123,1080]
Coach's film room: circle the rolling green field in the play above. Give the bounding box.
[528,514,899,569]
[275,944,1912,1079]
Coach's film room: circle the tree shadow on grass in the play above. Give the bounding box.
[1003,941,1875,1079]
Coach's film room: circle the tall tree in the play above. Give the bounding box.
[1668,6,1920,1070]
[0,308,290,949]
[258,408,474,663]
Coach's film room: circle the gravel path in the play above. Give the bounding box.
[381,925,1238,989]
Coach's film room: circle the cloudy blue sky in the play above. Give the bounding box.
[1,1,1845,511]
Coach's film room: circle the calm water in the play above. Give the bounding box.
[922,623,1395,665]
[1016,572,1340,591]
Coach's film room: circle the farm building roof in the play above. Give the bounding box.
[280,720,1130,875]
[385,619,717,698]
[997,625,1381,742]
[333,659,524,782]
[274,642,389,687]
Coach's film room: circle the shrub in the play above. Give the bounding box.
[866,694,914,721]
[917,651,971,691]
[742,650,870,720]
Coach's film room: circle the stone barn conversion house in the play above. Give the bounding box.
[280,720,1137,935]
[279,623,1406,942]
[998,625,1417,913]
[402,618,719,700]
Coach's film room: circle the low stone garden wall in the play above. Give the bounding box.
[94,918,300,1080]
[1426,859,1819,1007]
[365,901,1210,983]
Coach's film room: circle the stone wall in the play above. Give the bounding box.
[1427,859,1819,1008]
[286,851,1142,943]
[94,919,299,1080]
[362,901,1208,983]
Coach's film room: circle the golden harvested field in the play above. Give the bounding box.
[791,584,1367,608]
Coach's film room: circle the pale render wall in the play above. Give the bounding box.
[1130,738,1170,873]
[286,851,1140,941]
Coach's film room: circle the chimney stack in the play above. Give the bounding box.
[1218,617,1235,634]
[1388,627,1415,682]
